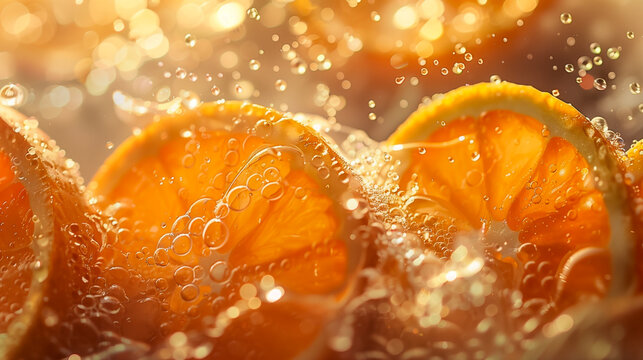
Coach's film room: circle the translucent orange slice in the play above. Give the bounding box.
[0,106,108,359]
[89,101,371,358]
[387,82,634,328]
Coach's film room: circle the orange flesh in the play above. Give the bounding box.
[100,130,346,346]
[402,110,610,307]
[0,151,34,332]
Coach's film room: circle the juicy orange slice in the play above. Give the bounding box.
[0,106,108,359]
[386,82,634,327]
[291,0,549,61]
[626,140,643,290]
[89,101,371,358]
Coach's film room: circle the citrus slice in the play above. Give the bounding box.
[291,0,548,62]
[386,82,634,329]
[625,140,643,290]
[89,101,371,358]
[0,106,108,358]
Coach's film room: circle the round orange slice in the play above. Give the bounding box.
[291,0,549,62]
[88,101,372,358]
[0,106,109,359]
[385,82,635,336]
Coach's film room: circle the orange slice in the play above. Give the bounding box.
[625,140,643,290]
[0,106,108,358]
[291,0,549,62]
[89,101,371,358]
[386,82,634,330]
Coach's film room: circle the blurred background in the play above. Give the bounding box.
[0,0,641,177]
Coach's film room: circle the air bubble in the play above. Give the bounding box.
[211,86,221,96]
[184,34,196,47]
[630,82,641,94]
[606,47,620,60]
[590,42,601,54]
[395,76,405,85]
[593,78,607,91]
[175,67,187,79]
[275,79,287,91]
[249,59,261,71]
[560,13,572,24]
[490,75,502,84]
[203,219,229,250]
[290,58,307,74]
[0,84,25,107]
[209,261,229,282]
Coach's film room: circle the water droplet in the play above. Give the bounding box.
[175,67,187,79]
[368,100,376,108]
[249,59,261,71]
[395,76,405,85]
[606,47,620,60]
[552,89,560,97]
[0,84,25,107]
[275,79,287,91]
[171,234,193,256]
[627,31,635,40]
[564,64,574,73]
[490,75,502,84]
[105,141,114,150]
[211,86,221,96]
[560,13,572,24]
[631,82,641,95]
[590,42,601,54]
[368,112,377,121]
[185,34,196,47]
[593,78,607,91]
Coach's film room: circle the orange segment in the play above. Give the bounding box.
[0,106,111,359]
[507,137,594,230]
[387,82,635,340]
[479,110,548,220]
[89,101,370,357]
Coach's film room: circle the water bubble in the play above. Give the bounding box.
[211,86,221,96]
[290,58,307,74]
[552,89,560,97]
[440,68,448,75]
[175,67,187,79]
[630,82,641,95]
[490,75,502,84]
[249,59,261,71]
[368,112,377,121]
[180,284,199,302]
[247,7,260,19]
[0,84,25,107]
[593,56,603,66]
[421,68,428,75]
[261,182,284,201]
[184,34,196,47]
[590,42,601,54]
[593,78,607,91]
[395,76,405,85]
[564,64,574,73]
[591,117,608,132]
[455,43,466,54]
[171,234,193,256]
[452,63,464,74]
[106,141,114,150]
[606,47,620,60]
[560,13,572,24]
[578,56,593,71]
[368,100,376,108]
[209,261,229,282]
[226,186,252,211]
[275,79,287,91]
[627,31,635,40]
